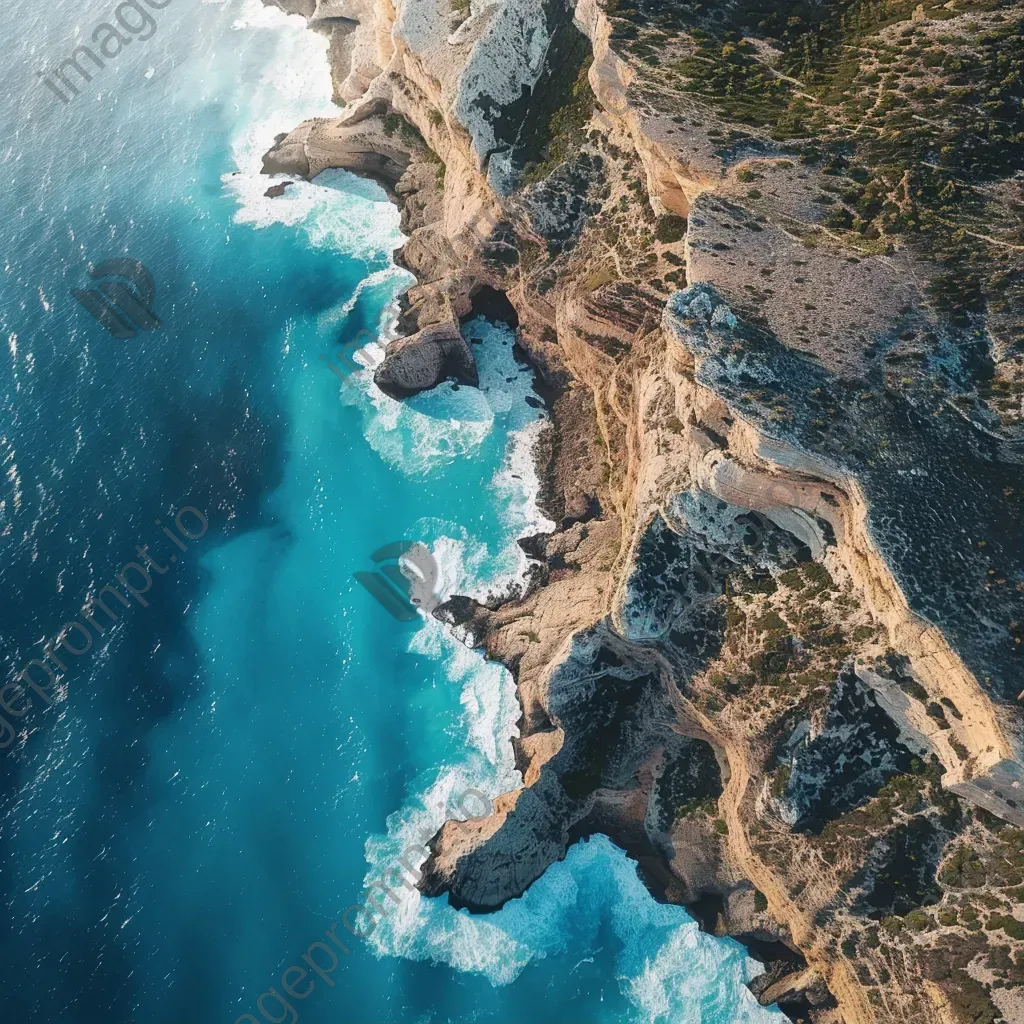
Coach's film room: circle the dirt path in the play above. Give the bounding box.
[924,980,961,1024]
[719,735,879,1024]
[678,686,881,1024]
[681,693,969,1024]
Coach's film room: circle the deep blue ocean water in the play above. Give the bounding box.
[0,2,786,1022]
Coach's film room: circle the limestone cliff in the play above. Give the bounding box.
[262,1,1024,1021]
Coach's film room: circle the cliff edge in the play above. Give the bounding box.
[263,1,1024,1020]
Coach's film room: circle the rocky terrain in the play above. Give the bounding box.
[261,0,1024,1020]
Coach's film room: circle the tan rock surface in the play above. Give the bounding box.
[262,1,1024,1020]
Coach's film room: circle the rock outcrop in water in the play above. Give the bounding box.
[264,0,1024,1020]
[262,115,413,187]
[373,322,478,397]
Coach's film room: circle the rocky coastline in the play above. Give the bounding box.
[260,1,1024,1021]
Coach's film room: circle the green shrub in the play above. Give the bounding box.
[946,970,1000,1024]
[655,215,688,243]
[986,914,1024,940]
[940,844,986,888]
[771,764,792,799]
[905,909,932,932]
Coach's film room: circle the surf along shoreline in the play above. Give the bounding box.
[233,788,493,1024]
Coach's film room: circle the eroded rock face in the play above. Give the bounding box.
[666,283,1024,710]
[774,668,920,834]
[263,0,1024,1018]
[421,498,822,914]
[262,125,314,177]
[262,116,413,185]
[418,616,728,912]
[373,323,478,398]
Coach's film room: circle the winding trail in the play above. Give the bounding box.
[717,732,879,1024]
[676,683,881,1024]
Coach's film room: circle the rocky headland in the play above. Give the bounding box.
[262,0,1024,1020]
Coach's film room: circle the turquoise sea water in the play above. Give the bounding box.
[0,2,786,1022]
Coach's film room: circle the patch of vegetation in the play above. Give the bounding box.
[771,763,792,798]
[905,907,933,931]
[607,0,1024,386]
[862,817,943,917]
[655,214,688,242]
[520,55,596,185]
[985,913,1024,940]
[382,112,426,149]
[937,827,1024,892]
[986,944,1024,987]
[945,970,1002,1024]
[818,757,937,848]
[656,739,724,829]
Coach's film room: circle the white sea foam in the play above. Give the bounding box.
[219,0,407,261]
[322,266,412,333]
[492,413,556,578]
[348,320,784,1018]
[363,830,783,1022]
[219,9,778,1019]
[229,167,407,262]
[350,317,560,977]
[352,317,549,485]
